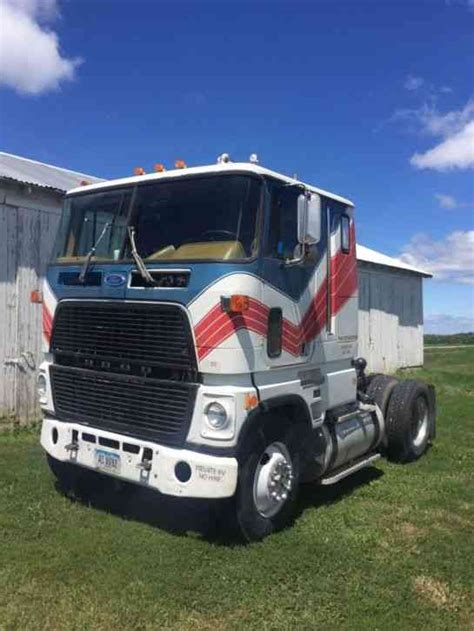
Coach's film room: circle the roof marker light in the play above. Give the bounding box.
[249,153,259,164]
[175,159,186,169]
[217,153,231,164]
[80,180,90,186]
[154,163,166,172]
[134,167,146,176]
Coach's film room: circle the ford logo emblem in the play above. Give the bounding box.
[105,273,126,287]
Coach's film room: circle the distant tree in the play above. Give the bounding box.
[424,333,474,346]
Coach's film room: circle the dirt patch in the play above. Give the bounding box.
[400,522,425,539]
[413,575,462,612]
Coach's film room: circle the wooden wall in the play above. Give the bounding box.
[358,263,424,373]
[0,181,62,425]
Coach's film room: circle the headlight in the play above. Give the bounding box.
[205,401,229,430]
[37,373,47,398]
[37,373,47,401]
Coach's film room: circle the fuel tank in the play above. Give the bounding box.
[312,404,383,477]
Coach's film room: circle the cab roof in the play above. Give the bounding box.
[67,162,354,207]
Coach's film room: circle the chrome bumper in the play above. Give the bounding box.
[41,417,238,499]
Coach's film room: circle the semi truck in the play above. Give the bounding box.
[38,155,436,541]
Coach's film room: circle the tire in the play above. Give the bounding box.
[366,374,399,418]
[385,380,432,462]
[234,419,302,542]
[365,372,384,389]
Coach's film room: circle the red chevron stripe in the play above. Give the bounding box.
[195,226,357,361]
[42,303,53,343]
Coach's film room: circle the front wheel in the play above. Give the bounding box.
[234,422,301,541]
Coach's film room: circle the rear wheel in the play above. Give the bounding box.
[366,374,398,418]
[235,420,301,541]
[385,380,432,462]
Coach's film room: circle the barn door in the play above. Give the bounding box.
[0,203,19,422]
[13,206,44,422]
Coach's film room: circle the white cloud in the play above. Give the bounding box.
[0,0,81,95]
[434,192,474,209]
[434,193,458,209]
[445,0,474,12]
[411,120,474,170]
[414,98,474,137]
[399,231,474,284]
[396,98,474,171]
[404,75,425,91]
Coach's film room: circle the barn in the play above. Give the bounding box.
[0,152,102,424]
[357,245,431,373]
[0,152,431,423]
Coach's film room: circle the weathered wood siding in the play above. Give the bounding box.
[0,181,62,424]
[358,263,424,373]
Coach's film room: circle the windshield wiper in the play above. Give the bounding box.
[79,222,111,284]
[127,226,158,286]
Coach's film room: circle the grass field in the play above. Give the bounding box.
[1,348,473,630]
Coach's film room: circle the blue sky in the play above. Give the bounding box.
[1,0,473,332]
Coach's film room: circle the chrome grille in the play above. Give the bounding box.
[50,365,197,446]
[50,301,196,372]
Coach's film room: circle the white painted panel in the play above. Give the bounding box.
[0,185,62,424]
[0,202,18,421]
[357,264,424,373]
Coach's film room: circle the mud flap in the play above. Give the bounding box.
[427,384,437,441]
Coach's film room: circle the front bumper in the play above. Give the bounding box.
[41,417,238,499]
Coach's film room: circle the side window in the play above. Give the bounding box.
[341,214,351,254]
[266,185,299,259]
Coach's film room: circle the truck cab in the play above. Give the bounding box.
[39,157,436,540]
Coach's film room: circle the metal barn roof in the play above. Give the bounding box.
[357,244,431,277]
[0,152,104,193]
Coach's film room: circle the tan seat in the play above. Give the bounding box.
[147,245,177,260]
[167,241,246,260]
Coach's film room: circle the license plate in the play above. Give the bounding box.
[94,449,121,474]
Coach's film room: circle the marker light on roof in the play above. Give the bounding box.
[154,163,166,172]
[217,153,231,164]
[80,180,90,186]
[133,167,146,176]
[249,153,259,164]
[175,160,186,169]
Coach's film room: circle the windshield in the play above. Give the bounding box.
[53,175,261,263]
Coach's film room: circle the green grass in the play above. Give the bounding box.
[1,349,473,630]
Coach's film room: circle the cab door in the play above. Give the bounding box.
[327,202,358,341]
[259,182,314,368]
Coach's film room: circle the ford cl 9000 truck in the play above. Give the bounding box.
[38,156,436,540]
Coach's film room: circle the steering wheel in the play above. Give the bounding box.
[200,229,237,241]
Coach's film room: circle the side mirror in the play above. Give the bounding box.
[297,193,321,246]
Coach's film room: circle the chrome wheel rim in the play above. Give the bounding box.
[411,396,429,449]
[253,442,294,518]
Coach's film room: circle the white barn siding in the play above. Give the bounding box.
[0,182,62,423]
[358,263,424,373]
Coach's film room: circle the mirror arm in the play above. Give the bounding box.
[281,244,308,267]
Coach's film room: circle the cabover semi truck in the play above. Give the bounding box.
[38,155,436,541]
